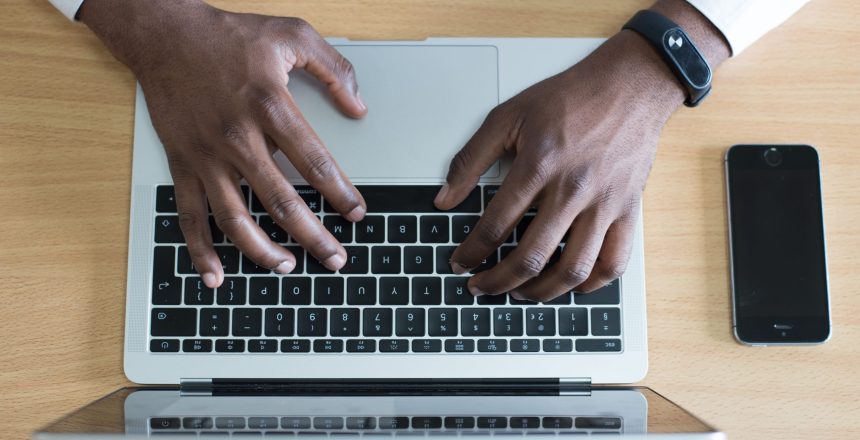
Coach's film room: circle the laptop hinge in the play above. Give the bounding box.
[180,378,591,396]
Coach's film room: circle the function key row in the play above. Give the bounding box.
[150,337,622,354]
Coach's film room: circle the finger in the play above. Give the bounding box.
[435,105,515,210]
[257,92,366,222]
[239,152,347,271]
[449,162,539,274]
[575,206,637,293]
[205,171,296,274]
[513,209,610,302]
[467,188,582,297]
[173,175,223,288]
[287,19,366,118]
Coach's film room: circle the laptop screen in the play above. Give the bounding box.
[35,387,719,438]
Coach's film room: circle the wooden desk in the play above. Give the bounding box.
[1,1,858,439]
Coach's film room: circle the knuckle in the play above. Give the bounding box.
[512,251,548,279]
[213,211,249,236]
[285,17,314,38]
[333,55,357,83]
[220,122,248,149]
[255,93,284,125]
[449,148,473,176]
[599,259,628,281]
[560,262,592,287]
[563,170,593,194]
[177,210,204,233]
[471,221,508,249]
[303,152,338,183]
[268,194,306,225]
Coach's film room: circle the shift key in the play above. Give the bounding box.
[151,308,197,336]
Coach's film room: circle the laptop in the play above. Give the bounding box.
[34,38,721,438]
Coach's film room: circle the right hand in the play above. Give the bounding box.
[80,0,368,288]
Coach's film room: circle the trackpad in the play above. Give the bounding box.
[280,45,499,181]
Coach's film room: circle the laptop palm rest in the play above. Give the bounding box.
[280,45,500,181]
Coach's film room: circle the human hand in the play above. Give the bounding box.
[434,1,729,301]
[80,0,367,288]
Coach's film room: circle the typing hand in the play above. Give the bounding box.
[435,32,688,302]
[80,0,367,288]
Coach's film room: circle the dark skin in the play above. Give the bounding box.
[80,0,729,300]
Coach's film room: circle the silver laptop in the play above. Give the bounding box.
[34,38,721,438]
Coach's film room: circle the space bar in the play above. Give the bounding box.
[325,185,482,213]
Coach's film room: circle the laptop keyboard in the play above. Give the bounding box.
[149,185,623,354]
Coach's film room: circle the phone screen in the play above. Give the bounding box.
[726,145,830,343]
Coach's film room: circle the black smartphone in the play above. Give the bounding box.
[725,144,830,345]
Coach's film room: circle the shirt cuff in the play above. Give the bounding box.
[48,0,86,21]
[685,0,810,55]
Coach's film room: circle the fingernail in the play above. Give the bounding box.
[323,252,346,271]
[344,205,366,222]
[469,285,486,297]
[450,260,469,275]
[356,92,367,111]
[274,260,295,274]
[202,272,218,288]
[434,183,450,207]
[509,290,526,301]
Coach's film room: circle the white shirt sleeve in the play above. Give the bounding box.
[48,0,86,21]
[685,0,810,55]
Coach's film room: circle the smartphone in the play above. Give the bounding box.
[725,144,830,345]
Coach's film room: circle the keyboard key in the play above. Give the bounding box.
[411,277,442,305]
[435,246,456,274]
[493,308,523,336]
[152,246,181,305]
[281,339,311,353]
[249,339,278,352]
[151,308,196,336]
[282,277,312,305]
[346,339,376,353]
[515,215,535,242]
[445,417,475,429]
[543,338,573,352]
[412,339,442,353]
[477,339,507,352]
[575,417,622,430]
[200,308,229,337]
[378,417,409,430]
[576,339,622,352]
[324,216,353,243]
[379,339,409,352]
[343,185,480,213]
[183,338,212,352]
[313,339,344,353]
[388,215,417,243]
[346,277,376,305]
[184,277,214,305]
[510,417,540,429]
[176,246,196,274]
[249,417,279,429]
[395,308,425,337]
[574,280,621,304]
[420,216,449,243]
[242,255,272,274]
[155,215,184,243]
[285,246,305,274]
[313,417,344,429]
[314,277,344,305]
[150,339,179,352]
[526,308,556,336]
[249,277,279,305]
[281,417,311,429]
[265,308,295,337]
[297,308,327,336]
[483,185,499,209]
[444,339,475,353]
[558,307,588,336]
[510,339,540,352]
[404,246,434,274]
[461,308,491,336]
[346,417,377,429]
[591,308,621,336]
[544,292,571,305]
[156,186,177,212]
[428,308,457,337]
[215,339,245,352]
[412,417,442,429]
[340,246,368,274]
[379,277,409,305]
[542,417,573,429]
[444,277,474,305]
[183,417,213,429]
[259,215,289,243]
[451,215,480,243]
[307,255,335,274]
[363,308,393,336]
[472,250,498,274]
[477,417,507,429]
[330,308,361,337]
[217,277,246,305]
[151,417,181,429]
[355,216,385,243]
[295,186,322,212]
[371,247,401,274]
[232,308,262,336]
[477,294,507,305]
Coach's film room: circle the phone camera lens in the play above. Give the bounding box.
[763,148,783,167]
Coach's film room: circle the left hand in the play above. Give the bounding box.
[433,31,686,302]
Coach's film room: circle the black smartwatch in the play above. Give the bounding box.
[623,10,712,107]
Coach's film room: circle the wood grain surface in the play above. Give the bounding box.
[1,1,858,439]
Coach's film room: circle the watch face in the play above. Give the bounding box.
[663,29,711,89]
